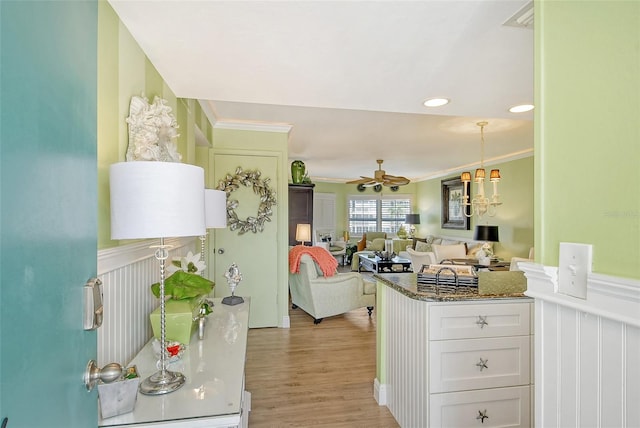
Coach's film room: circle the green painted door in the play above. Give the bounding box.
[213,153,279,327]
[1,1,98,426]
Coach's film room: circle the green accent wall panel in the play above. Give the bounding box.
[536,1,640,279]
[416,156,534,260]
[97,4,215,249]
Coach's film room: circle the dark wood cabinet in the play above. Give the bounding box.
[288,184,315,246]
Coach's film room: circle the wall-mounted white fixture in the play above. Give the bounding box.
[461,121,502,218]
[558,242,592,299]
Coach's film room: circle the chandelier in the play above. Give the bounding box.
[461,121,502,218]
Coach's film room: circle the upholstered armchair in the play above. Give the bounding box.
[289,253,375,324]
[356,232,387,252]
[406,247,437,272]
[315,230,347,265]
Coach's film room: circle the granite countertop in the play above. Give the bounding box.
[373,273,530,302]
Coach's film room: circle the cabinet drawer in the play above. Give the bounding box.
[430,336,530,393]
[430,302,531,340]
[430,386,531,428]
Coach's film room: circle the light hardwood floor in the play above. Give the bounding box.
[245,285,399,427]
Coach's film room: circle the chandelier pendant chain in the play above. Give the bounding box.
[460,120,501,218]
[479,121,486,169]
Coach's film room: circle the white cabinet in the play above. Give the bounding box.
[429,336,530,393]
[430,386,530,427]
[99,298,251,428]
[380,285,533,428]
[428,301,532,427]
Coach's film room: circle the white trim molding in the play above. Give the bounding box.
[522,262,640,427]
[374,378,388,405]
[522,262,640,328]
[98,236,195,275]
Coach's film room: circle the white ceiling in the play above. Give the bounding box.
[108,0,534,183]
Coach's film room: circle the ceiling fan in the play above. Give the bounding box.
[346,159,410,190]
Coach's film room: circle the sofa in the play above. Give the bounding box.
[351,234,496,272]
[289,253,375,324]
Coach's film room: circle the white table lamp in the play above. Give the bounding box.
[110,161,205,395]
[296,223,311,246]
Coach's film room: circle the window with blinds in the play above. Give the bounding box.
[348,196,411,236]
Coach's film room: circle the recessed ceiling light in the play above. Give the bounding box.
[423,98,450,107]
[509,104,534,113]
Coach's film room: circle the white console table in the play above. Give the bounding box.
[99,297,250,428]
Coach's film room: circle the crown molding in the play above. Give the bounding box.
[214,120,292,134]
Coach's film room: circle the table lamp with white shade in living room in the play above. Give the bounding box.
[296,223,311,246]
[110,161,205,395]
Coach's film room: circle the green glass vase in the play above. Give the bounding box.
[291,160,306,184]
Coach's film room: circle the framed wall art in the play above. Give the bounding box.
[441,177,470,230]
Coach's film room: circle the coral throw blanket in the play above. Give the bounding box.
[289,245,338,277]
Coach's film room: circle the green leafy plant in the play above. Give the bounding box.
[150,251,214,300]
[151,270,214,300]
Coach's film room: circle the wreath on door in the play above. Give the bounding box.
[217,167,277,235]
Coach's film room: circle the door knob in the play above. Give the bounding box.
[218,248,225,254]
[84,360,123,391]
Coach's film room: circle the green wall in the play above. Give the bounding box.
[313,160,533,262]
[536,1,640,280]
[97,3,213,249]
[415,156,535,260]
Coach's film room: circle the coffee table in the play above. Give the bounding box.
[359,255,412,273]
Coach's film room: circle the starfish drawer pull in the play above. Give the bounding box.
[476,357,489,371]
[477,409,489,423]
[476,315,488,328]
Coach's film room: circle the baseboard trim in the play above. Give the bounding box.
[281,315,290,328]
[374,378,388,405]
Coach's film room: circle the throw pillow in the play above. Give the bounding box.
[415,241,432,252]
[467,243,484,257]
[441,239,460,245]
[432,243,467,262]
[366,238,385,251]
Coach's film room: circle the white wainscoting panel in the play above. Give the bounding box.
[382,285,429,428]
[96,237,196,366]
[523,262,640,428]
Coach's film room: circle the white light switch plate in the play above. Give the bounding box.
[558,242,592,299]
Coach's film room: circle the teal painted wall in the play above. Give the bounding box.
[1,1,99,425]
[535,1,640,279]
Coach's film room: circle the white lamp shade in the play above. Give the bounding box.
[205,189,227,229]
[295,224,311,242]
[110,161,206,239]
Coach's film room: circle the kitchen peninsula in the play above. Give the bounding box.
[374,273,533,427]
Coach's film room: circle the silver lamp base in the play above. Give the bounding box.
[139,369,186,396]
[222,295,244,306]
